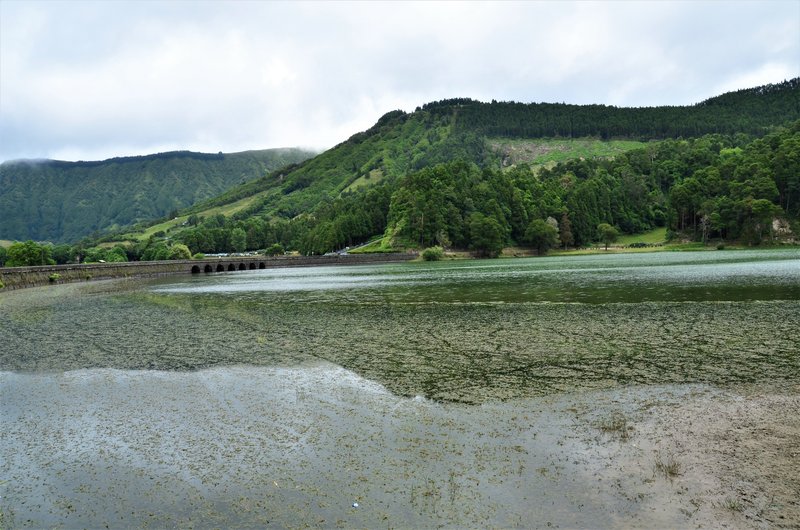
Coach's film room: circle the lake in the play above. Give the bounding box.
[2,249,799,527]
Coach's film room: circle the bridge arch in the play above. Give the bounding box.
[259,262,266,269]
[238,263,246,270]
[204,264,213,273]
[191,265,201,274]
[217,264,225,272]
[228,264,236,271]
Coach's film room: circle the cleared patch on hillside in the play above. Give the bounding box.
[343,168,385,193]
[488,138,647,167]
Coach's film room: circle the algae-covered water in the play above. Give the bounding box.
[2,249,799,528]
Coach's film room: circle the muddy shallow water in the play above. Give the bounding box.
[1,250,799,528]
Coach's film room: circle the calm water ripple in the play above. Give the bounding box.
[151,248,800,304]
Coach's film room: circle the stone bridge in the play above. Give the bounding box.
[0,253,416,291]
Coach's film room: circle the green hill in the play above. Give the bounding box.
[153,79,799,256]
[166,79,800,228]
[0,148,315,242]
[7,79,799,260]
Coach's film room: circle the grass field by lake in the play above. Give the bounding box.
[616,226,667,245]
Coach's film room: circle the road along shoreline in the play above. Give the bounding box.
[0,253,416,291]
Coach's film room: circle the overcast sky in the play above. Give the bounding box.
[1,0,798,163]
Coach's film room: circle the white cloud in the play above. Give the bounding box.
[1,0,798,162]
[713,62,799,96]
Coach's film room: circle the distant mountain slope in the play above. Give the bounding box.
[0,148,315,242]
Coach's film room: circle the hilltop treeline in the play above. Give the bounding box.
[438,79,800,139]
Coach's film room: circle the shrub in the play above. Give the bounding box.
[168,244,192,260]
[422,246,444,261]
[105,246,129,262]
[716,243,725,250]
[48,273,61,283]
[264,243,285,257]
[192,253,205,260]
[0,279,5,289]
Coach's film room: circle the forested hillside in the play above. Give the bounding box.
[165,80,800,258]
[246,80,800,221]
[0,148,314,242]
[293,122,799,256]
[4,79,798,264]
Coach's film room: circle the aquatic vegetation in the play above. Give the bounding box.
[2,250,798,404]
[1,250,798,528]
[654,451,683,480]
[596,411,631,441]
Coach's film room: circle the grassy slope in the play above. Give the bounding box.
[116,190,281,242]
[117,135,645,249]
[343,169,385,193]
[616,227,668,245]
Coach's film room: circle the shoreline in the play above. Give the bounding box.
[2,251,797,527]
[0,252,416,291]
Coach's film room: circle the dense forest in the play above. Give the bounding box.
[2,80,798,264]
[0,148,314,242]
